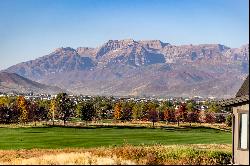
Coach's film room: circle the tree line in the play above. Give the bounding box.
[0,93,232,126]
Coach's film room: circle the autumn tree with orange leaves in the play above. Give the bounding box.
[17,96,29,123]
[114,102,122,121]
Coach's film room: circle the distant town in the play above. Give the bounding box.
[0,91,227,113]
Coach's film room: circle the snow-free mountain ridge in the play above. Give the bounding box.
[3,39,249,98]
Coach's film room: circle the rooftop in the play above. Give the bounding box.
[218,75,249,107]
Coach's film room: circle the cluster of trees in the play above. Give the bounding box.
[0,93,114,125]
[0,93,232,126]
[0,95,49,124]
[113,101,231,127]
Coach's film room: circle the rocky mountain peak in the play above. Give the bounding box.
[76,47,93,52]
[76,47,96,57]
[240,44,249,51]
[217,44,230,51]
[96,39,136,59]
[138,40,170,50]
[53,47,77,56]
[103,39,137,48]
[120,38,136,43]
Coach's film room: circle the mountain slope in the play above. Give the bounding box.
[0,72,65,94]
[6,47,96,81]
[3,39,249,98]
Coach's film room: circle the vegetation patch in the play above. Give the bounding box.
[0,144,232,165]
[0,126,231,149]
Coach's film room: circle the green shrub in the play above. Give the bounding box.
[207,151,232,165]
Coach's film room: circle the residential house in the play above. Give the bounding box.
[218,75,249,165]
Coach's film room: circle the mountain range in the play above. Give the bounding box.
[2,39,249,98]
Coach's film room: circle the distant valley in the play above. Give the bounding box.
[2,39,249,98]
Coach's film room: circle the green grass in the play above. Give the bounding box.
[0,126,231,150]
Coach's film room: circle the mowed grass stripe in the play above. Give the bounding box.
[0,126,231,149]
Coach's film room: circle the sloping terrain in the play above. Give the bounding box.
[0,72,64,94]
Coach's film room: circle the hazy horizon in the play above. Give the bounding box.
[0,0,249,70]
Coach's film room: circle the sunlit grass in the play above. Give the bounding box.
[0,144,232,165]
[0,125,231,150]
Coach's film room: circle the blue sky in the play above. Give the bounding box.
[0,0,249,70]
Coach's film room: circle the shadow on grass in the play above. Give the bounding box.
[37,124,230,133]
[0,123,231,133]
[45,125,149,130]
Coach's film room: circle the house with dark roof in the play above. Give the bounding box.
[218,75,249,165]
